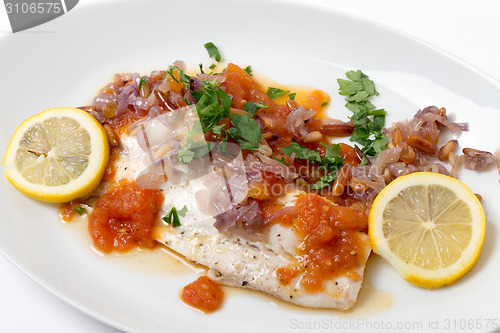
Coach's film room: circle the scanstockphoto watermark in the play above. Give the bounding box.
[289,318,500,331]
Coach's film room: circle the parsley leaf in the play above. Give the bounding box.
[191,78,231,132]
[266,87,289,99]
[244,66,253,76]
[243,101,268,114]
[177,205,188,217]
[166,66,191,88]
[310,172,337,190]
[176,122,205,164]
[163,206,188,227]
[320,143,344,169]
[279,142,322,164]
[271,156,289,166]
[338,70,387,164]
[288,92,296,100]
[227,111,262,150]
[280,142,344,189]
[176,144,196,164]
[72,206,86,215]
[204,42,221,62]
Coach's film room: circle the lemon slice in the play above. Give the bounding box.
[3,107,110,203]
[369,172,485,288]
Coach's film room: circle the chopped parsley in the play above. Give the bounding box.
[176,122,207,164]
[163,205,188,227]
[226,102,262,150]
[243,100,268,113]
[321,101,329,107]
[204,42,221,62]
[244,66,253,76]
[72,206,86,215]
[279,142,344,189]
[288,92,296,100]
[271,156,289,166]
[266,87,289,99]
[280,142,322,164]
[166,66,191,87]
[138,76,148,91]
[338,70,387,165]
[191,78,231,133]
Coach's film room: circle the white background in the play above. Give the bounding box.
[1,0,500,332]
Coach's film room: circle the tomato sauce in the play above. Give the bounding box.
[59,199,83,222]
[181,276,224,313]
[88,179,164,253]
[275,193,368,292]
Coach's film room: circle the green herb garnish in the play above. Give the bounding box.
[166,66,191,88]
[138,76,148,91]
[279,142,322,164]
[279,142,344,188]
[310,172,337,190]
[321,101,329,107]
[243,101,268,113]
[226,103,262,150]
[163,205,188,227]
[271,156,289,166]
[191,78,231,133]
[244,66,253,76]
[288,92,296,100]
[72,206,86,215]
[204,42,221,62]
[338,70,387,165]
[266,87,289,99]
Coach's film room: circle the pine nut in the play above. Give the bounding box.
[463,147,491,157]
[392,128,403,146]
[154,143,172,159]
[260,116,276,130]
[258,144,273,157]
[319,123,353,137]
[406,135,437,155]
[103,124,119,147]
[438,139,458,161]
[230,107,247,115]
[332,165,351,196]
[262,132,274,140]
[139,81,151,99]
[303,131,323,143]
[349,177,369,192]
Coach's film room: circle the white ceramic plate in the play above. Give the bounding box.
[1,0,500,332]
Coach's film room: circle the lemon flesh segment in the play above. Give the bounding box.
[3,107,109,203]
[369,172,485,289]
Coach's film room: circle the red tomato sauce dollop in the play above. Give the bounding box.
[181,276,224,313]
[88,180,164,253]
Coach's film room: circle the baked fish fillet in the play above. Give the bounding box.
[116,109,371,310]
[153,186,371,310]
